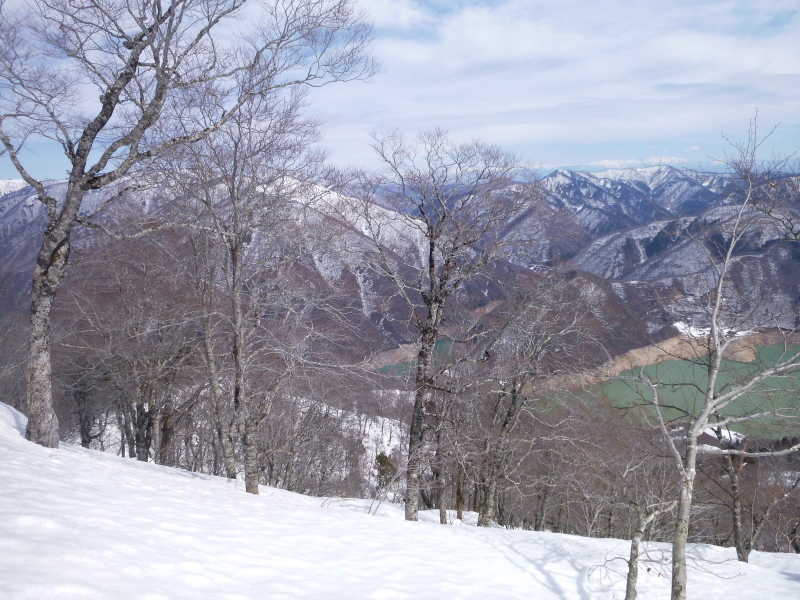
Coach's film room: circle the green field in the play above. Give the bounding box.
[603,344,800,438]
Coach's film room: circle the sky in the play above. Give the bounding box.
[1,0,799,179]
[311,0,800,172]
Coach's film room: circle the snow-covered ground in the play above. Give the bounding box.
[2,402,799,599]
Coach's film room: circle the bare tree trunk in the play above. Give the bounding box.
[25,235,70,447]
[405,332,435,521]
[158,411,175,466]
[134,400,153,462]
[243,417,260,494]
[721,452,749,562]
[201,315,238,479]
[405,390,427,521]
[625,523,643,600]
[478,475,498,527]
[438,483,447,524]
[231,244,261,494]
[75,388,94,449]
[436,427,447,525]
[671,443,698,600]
[626,501,676,600]
[117,398,137,458]
[456,465,465,521]
[535,489,549,531]
[711,424,751,562]
[116,410,127,457]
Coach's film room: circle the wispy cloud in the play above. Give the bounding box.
[363,0,428,30]
[588,156,690,169]
[3,0,799,178]
[309,0,800,171]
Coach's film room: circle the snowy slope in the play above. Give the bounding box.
[2,403,799,599]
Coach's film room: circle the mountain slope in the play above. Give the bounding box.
[2,167,797,354]
[2,401,800,599]
[539,166,725,240]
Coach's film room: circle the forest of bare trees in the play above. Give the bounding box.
[2,3,800,600]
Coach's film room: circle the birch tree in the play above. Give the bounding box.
[628,125,800,600]
[0,0,374,447]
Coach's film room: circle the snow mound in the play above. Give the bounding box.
[1,401,799,599]
[0,402,27,436]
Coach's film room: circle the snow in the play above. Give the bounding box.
[0,179,28,195]
[595,166,677,187]
[673,321,709,337]
[703,427,746,446]
[673,321,753,339]
[2,401,800,599]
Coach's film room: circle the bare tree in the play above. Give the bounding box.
[589,419,679,600]
[55,231,198,461]
[164,86,357,493]
[459,273,605,527]
[621,482,677,600]
[699,425,800,562]
[0,308,27,413]
[184,229,239,479]
[351,129,542,520]
[0,0,374,447]
[624,123,800,600]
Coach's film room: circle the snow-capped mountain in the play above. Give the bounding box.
[540,165,725,238]
[510,166,800,330]
[1,165,798,352]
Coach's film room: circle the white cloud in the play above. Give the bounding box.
[588,159,646,169]
[653,156,690,164]
[7,0,798,179]
[362,0,429,30]
[588,156,689,169]
[262,1,800,170]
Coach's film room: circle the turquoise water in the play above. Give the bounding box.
[603,344,800,438]
[377,338,455,377]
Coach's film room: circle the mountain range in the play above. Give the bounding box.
[1,165,798,363]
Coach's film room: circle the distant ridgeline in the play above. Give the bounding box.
[1,166,798,358]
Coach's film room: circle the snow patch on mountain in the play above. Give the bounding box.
[0,179,27,196]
